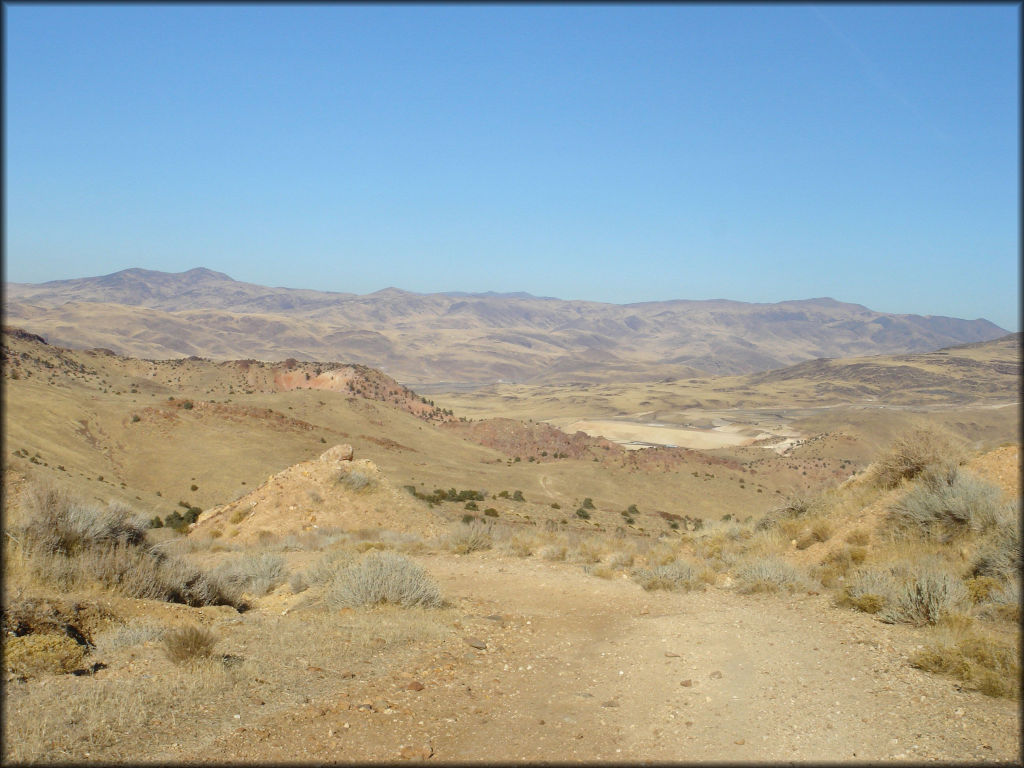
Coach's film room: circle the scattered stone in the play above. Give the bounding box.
[710,671,723,679]
[405,681,425,691]
[601,700,620,708]
[464,636,487,650]
[664,651,680,658]
[399,744,433,760]
[639,607,650,615]
[680,679,693,687]
[320,444,354,462]
[735,739,745,745]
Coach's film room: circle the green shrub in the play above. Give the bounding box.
[484,508,499,518]
[581,497,595,510]
[512,490,525,502]
[325,552,443,608]
[575,508,590,520]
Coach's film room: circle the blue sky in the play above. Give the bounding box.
[4,4,1019,330]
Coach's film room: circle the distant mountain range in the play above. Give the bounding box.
[4,268,1009,387]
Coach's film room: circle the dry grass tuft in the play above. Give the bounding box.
[162,624,218,665]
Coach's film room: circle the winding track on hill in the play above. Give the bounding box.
[182,553,1018,763]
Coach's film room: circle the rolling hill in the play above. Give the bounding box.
[5,268,1008,387]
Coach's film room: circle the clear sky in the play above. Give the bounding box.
[4,3,1019,330]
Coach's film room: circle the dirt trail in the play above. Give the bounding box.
[187,553,1019,763]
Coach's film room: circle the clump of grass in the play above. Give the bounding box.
[631,560,705,592]
[325,552,443,608]
[162,625,218,665]
[4,633,86,677]
[94,620,165,652]
[910,619,1019,699]
[870,427,964,489]
[733,557,812,594]
[886,466,1008,542]
[444,520,493,554]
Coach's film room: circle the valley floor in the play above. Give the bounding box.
[142,552,1019,763]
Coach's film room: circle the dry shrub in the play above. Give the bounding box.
[886,466,1009,542]
[568,537,605,564]
[631,560,704,592]
[538,544,566,561]
[4,633,85,677]
[20,485,148,556]
[871,427,964,489]
[606,550,635,570]
[734,557,812,594]
[162,624,218,664]
[304,548,356,587]
[839,566,900,614]
[880,566,968,626]
[325,552,443,608]
[970,508,1021,581]
[13,484,243,608]
[754,493,819,532]
[495,530,537,558]
[212,552,288,596]
[444,520,493,554]
[338,469,376,493]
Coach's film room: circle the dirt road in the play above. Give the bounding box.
[187,552,1019,762]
